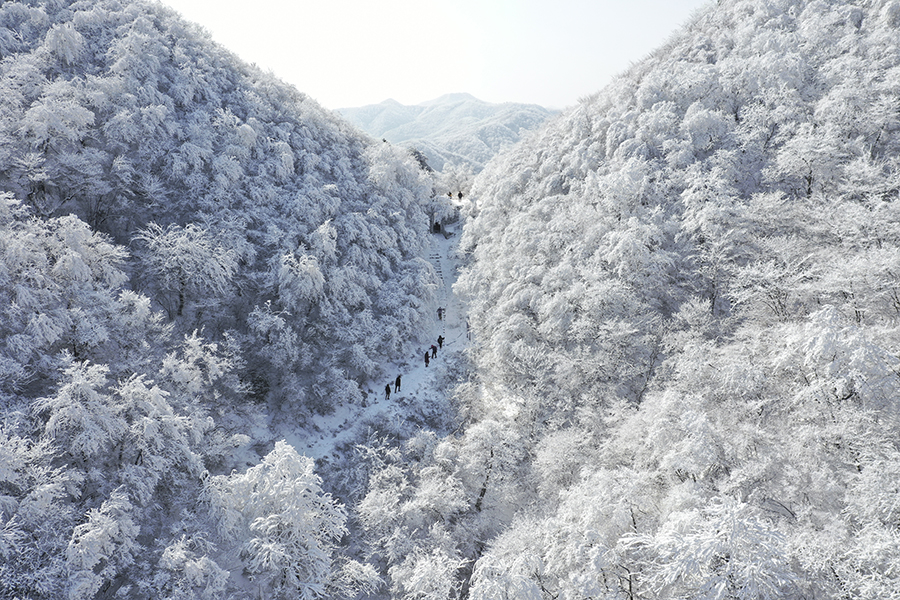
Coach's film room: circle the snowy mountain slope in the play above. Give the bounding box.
[349,0,900,598]
[0,0,441,405]
[338,93,555,171]
[0,0,443,597]
[9,0,900,597]
[278,226,466,463]
[340,97,420,137]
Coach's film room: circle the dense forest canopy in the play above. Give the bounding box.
[444,0,900,598]
[0,0,444,597]
[0,0,446,409]
[4,0,900,598]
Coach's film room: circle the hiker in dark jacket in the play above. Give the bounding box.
[431,344,438,359]
[395,374,401,393]
[385,384,391,401]
[424,352,430,367]
[437,335,444,349]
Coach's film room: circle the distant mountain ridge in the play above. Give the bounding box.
[338,93,555,172]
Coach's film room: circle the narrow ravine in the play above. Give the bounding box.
[277,220,467,463]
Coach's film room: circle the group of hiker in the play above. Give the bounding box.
[382,307,447,401]
[385,374,401,401]
[424,334,444,368]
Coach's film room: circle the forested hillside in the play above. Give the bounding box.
[0,0,443,597]
[452,0,900,596]
[7,0,900,598]
[348,0,900,598]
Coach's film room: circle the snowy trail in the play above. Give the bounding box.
[278,224,466,462]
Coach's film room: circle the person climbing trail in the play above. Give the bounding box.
[298,211,469,467]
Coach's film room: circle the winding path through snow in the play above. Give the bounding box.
[278,222,467,461]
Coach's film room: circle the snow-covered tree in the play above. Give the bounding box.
[205,441,348,599]
[134,222,237,319]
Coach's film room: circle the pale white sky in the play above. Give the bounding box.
[160,0,711,110]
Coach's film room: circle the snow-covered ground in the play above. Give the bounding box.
[276,222,467,462]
